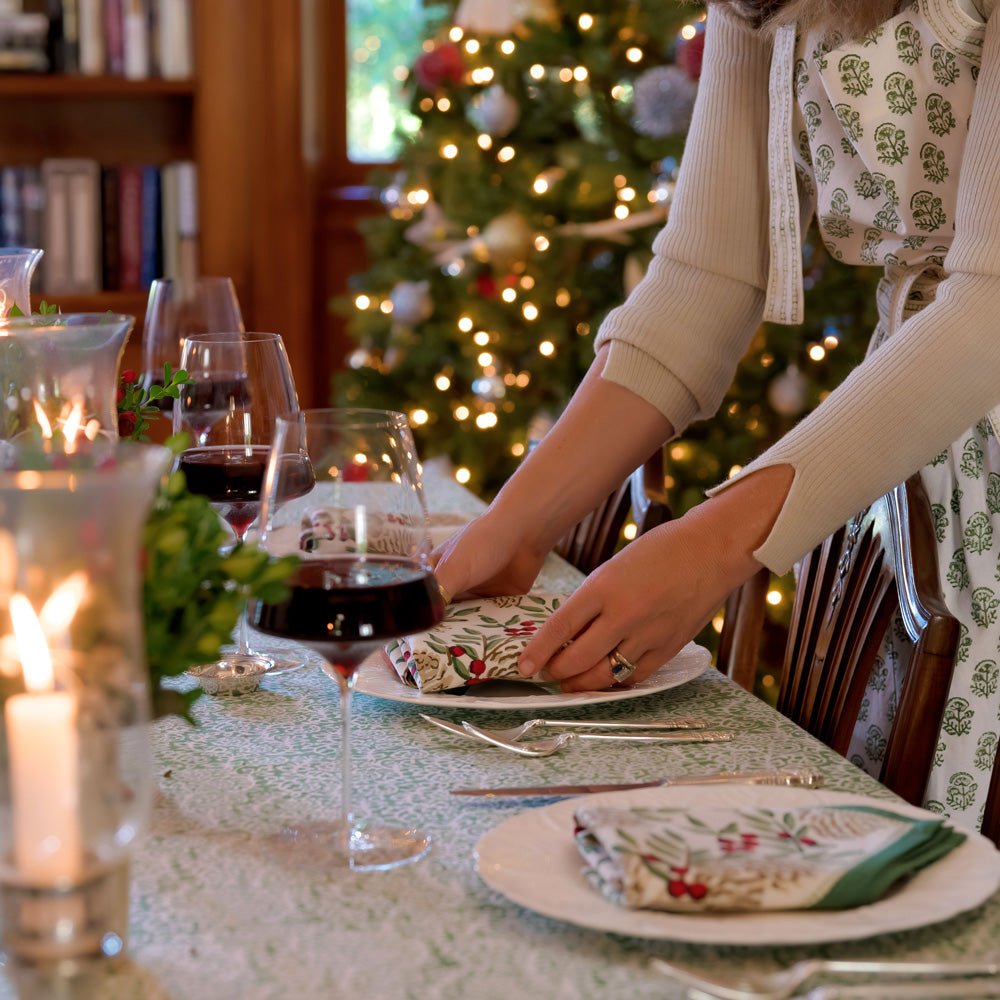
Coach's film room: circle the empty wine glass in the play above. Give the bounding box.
[140,276,244,414]
[174,332,306,678]
[251,408,445,870]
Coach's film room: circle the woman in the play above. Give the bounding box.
[433,0,1000,828]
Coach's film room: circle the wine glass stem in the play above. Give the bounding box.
[338,673,354,855]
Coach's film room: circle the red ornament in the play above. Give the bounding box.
[677,31,705,81]
[474,273,498,298]
[413,43,465,92]
[343,462,369,482]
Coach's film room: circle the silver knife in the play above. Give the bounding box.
[450,769,825,797]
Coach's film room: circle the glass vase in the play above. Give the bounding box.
[0,248,43,319]
[0,442,171,978]
[0,313,133,443]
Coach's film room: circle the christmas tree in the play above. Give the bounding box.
[335,0,880,680]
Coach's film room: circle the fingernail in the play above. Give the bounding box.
[518,657,534,677]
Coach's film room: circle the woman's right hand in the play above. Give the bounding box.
[432,506,549,602]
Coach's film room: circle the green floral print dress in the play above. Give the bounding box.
[790,0,996,828]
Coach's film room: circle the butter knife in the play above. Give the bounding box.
[450,769,825,797]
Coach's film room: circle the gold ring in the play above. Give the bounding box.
[607,646,638,684]
[436,580,452,606]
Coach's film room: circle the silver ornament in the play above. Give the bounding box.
[767,365,809,417]
[390,280,434,326]
[633,65,698,139]
[469,84,521,137]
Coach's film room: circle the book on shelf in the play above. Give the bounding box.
[100,164,120,290]
[34,0,190,79]
[0,12,50,71]
[117,162,142,291]
[41,157,101,295]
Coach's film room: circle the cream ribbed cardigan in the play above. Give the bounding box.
[595,3,1000,574]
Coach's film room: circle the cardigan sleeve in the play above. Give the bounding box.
[593,6,773,434]
[708,7,1000,575]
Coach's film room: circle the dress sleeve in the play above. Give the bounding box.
[708,8,1000,575]
[594,6,773,433]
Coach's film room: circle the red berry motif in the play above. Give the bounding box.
[449,645,467,657]
[687,882,708,900]
[667,880,687,898]
[470,659,486,675]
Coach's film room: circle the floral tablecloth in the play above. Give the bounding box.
[4,465,997,999]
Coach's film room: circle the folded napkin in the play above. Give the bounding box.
[384,592,564,692]
[574,803,965,913]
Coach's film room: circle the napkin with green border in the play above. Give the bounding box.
[574,803,965,912]
[384,592,564,692]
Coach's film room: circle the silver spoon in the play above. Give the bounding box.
[461,720,734,757]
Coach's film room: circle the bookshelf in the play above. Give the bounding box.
[2,0,319,403]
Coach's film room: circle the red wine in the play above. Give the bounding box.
[179,447,315,536]
[251,556,445,675]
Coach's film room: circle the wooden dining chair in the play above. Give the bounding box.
[719,475,960,808]
[554,448,671,574]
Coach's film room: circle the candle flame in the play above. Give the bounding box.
[61,402,84,453]
[39,572,87,639]
[32,401,53,439]
[84,419,100,441]
[9,594,54,692]
[0,289,7,317]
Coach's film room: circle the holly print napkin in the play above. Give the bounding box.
[574,804,965,912]
[384,592,564,692]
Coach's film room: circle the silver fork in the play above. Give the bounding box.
[653,957,1000,1000]
[461,720,734,757]
[419,713,708,742]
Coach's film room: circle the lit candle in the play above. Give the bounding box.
[5,593,81,884]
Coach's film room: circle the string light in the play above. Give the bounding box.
[515,372,530,387]
[824,333,840,348]
[519,275,535,289]
[578,13,594,30]
[533,175,550,195]
[534,235,550,251]
[529,63,545,79]
[379,300,393,314]
[500,39,515,55]
[419,97,433,111]
[449,26,463,41]
[511,442,525,457]
[573,66,588,81]
[434,375,451,390]
[476,412,498,429]
[623,523,638,540]
[614,204,630,219]
[618,186,636,201]
[458,316,473,332]
[407,188,430,205]
[410,408,429,425]
[555,289,570,307]
[473,331,490,346]
[680,24,697,40]
[558,68,573,83]
[393,66,408,82]
[477,351,493,366]
[808,344,826,361]
[477,133,493,150]
[626,47,644,62]
[711,611,725,634]
[497,146,516,162]
[455,467,471,484]
[354,294,371,310]
[767,589,783,606]
[538,340,555,356]
[464,39,480,54]
[440,143,459,159]
[437,97,451,111]
[522,303,539,321]
[728,464,742,478]
[611,84,625,100]
[454,405,470,420]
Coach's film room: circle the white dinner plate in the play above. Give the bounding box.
[474,785,1000,945]
[354,641,710,710]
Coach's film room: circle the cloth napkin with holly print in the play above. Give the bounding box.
[383,592,565,692]
[573,803,965,913]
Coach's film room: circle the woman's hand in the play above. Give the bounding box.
[517,465,793,691]
[432,507,549,602]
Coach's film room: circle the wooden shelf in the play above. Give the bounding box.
[0,74,195,98]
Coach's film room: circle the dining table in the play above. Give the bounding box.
[4,463,998,1000]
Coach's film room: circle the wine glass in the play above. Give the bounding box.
[250,408,445,871]
[140,277,245,413]
[174,331,305,677]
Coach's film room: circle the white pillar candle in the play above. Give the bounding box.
[6,594,81,885]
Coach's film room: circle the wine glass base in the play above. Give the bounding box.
[270,820,432,872]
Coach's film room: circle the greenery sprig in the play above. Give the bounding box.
[117,363,190,440]
[141,445,298,721]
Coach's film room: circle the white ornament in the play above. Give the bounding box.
[390,280,434,326]
[404,201,454,250]
[767,365,809,417]
[454,0,558,34]
[469,85,521,137]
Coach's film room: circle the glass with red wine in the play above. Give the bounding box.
[174,331,308,678]
[250,408,445,871]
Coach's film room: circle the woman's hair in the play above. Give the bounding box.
[709,0,900,37]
